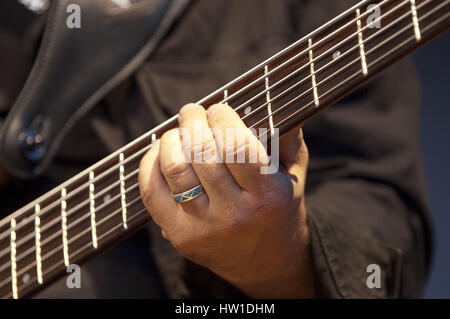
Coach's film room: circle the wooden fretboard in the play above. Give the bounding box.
[0,0,448,298]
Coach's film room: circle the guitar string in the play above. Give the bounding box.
[256,15,448,142]
[0,0,424,235]
[0,0,426,252]
[230,0,414,115]
[0,12,442,292]
[1,21,446,298]
[218,0,408,109]
[239,0,430,123]
[0,3,443,274]
[0,206,149,299]
[0,0,442,278]
[0,168,140,254]
[0,195,146,290]
[0,178,140,269]
[251,2,447,134]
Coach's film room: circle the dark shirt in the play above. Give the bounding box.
[0,0,433,298]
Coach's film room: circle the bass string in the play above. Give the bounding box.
[253,2,447,138]
[1,0,446,292]
[0,0,419,234]
[0,206,149,299]
[239,0,423,124]
[1,7,441,288]
[232,0,414,117]
[0,196,147,291]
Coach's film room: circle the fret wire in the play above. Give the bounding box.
[7,1,444,279]
[89,171,98,249]
[0,182,141,275]
[10,218,18,299]
[0,0,409,238]
[241,0,414,122]
[223,90,229,105]
[34,204,43,285]
[1,206,149,299]
[0,0,439,265]
[6,7,445,288]
[244,0,437,128]
[0,0,440,261]
[410,0,422,41]
[264,65,275,136]
[217,0,390,108]
[308,38,320,107]
[119,153,128,230]
[356,8,369,76]
[256,12,446,141]
[0,0,446,298]
[0,169,140,263]
[0,139,150,237]
[0,0,422,233]
[0,195,145,292]
[61,188,70,267]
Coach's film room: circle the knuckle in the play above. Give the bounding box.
[192,136,217,162]
[162,159,190,180]
[139,179,157,210]
[252,182,287,211]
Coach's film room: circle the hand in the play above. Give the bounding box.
[139,103,315,298]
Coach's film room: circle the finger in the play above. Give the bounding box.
[138,140,181,232]
[206,103,276,192]
[160,128,209,214]
[279,126,308,177]
[177,103,242,201]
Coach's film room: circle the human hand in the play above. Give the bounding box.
[139,103,315,298]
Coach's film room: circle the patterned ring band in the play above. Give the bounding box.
[172,184,206,203]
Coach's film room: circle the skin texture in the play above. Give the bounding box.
[138,103,315,298]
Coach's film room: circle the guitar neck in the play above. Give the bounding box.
[0,0,448,299]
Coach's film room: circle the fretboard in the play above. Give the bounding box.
[0,0,448,299]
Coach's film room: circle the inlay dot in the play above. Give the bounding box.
[332,50,341,60]
[22,273,31,284]
[104,194,112,203]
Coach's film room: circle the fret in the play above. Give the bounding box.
[10,219,18,299]
[119,153,128,229]
[410,0,422,41]
[264,66,275,136]
[356,8,369,76]
[89,171,98,249]
[307,38,320,107]
[0,0,448,299]
[34,204,43,284]
[223,90,229,105]
[60,188,70,266]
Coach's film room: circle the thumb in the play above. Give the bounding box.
[278,126,308,174]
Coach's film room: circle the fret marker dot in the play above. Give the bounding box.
[332,50,340,60]
[104,194,112,203]
[244,106,252,115]
[22,273,30,284]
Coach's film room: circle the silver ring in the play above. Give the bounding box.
[172,184,205,203]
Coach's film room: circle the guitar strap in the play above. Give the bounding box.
[0,0,192,179]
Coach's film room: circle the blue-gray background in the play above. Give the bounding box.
[413,31,450,298]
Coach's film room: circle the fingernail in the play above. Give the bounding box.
[207,104,223,118]
[179,103,201,115]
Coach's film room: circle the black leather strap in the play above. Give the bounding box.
[0,0,191,179]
